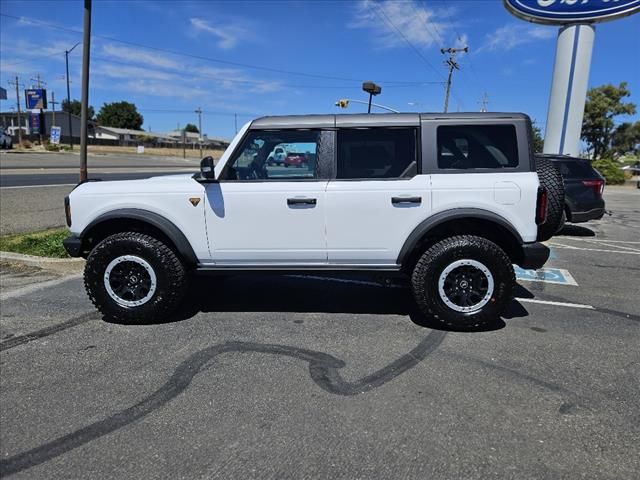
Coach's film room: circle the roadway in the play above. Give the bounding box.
[0,151,199,233]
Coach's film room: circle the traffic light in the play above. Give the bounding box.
[335,99,350,108]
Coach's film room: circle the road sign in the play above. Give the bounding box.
[50,126,61,145]
[25,89,47,109]
[29,113,40,134]
[504,0,640,24]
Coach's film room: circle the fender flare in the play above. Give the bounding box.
[80,208,198,265]
[396,208,523,266]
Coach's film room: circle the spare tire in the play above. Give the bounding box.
[535,156,565,241]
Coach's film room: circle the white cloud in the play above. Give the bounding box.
[189,17,247,50]
[101,44,181,69]
[350,0,455,48]
[479,24,556,52]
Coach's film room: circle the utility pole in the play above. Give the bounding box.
[479,92,489,112]
[79,0,92,183]
[195,107,203,158]
[8,76,24,145]
[234,113,238,134]
[440,46,468,113]
[30,73,45,88]
[50,91,59,128]
[65,42,80,150]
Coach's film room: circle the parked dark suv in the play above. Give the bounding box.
[537,154,605,224]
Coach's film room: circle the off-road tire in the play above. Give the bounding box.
[411,235,515,330]
[84,232,188,323]
[535,156,565,241]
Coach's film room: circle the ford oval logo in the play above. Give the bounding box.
[504,0,640,24]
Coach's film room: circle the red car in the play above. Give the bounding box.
[284,153,306,168]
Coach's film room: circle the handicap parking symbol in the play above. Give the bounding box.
[514,266,578,286]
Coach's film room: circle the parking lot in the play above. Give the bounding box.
[0,187,638,479]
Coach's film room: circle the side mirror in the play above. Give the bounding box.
[200,156,215,180]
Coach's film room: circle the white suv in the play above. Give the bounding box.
[64,113,563,329]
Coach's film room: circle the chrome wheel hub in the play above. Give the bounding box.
[438,259,494,313]
[104,255,157,307]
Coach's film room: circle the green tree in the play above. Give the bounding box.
[532,121,544,153]
[611,121,640,157]
[61,99,95,120]
[96,101,144,130]
[184,123,199,133]
[581,82,636,159]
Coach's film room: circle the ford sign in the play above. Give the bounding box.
[504,0,640,24]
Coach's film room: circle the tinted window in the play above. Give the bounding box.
[437,125,518,169]
[223,130,319,180]
[337,128,417,179]
[553,160,596,178]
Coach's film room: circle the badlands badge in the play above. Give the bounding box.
[189,197,201,207]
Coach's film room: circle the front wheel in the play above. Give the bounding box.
[411,235,515,329]
[84,232,188,323]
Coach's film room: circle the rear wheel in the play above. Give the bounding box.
[536,156,565,241]
[411,235,514,329]
[84,232,188,323]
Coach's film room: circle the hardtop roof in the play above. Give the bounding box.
[250,112,530,129]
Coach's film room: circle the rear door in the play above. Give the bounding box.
[324,126,431,265]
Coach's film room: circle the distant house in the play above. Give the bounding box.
[92,126,177,145]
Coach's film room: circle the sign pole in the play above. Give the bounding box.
[543,24,595,156]
[79,0,92,183]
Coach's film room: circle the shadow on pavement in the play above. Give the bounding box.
[105,273,528,332]
[556,224,596,237]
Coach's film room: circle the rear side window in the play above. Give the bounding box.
[437,125,518,170]
[554,160,596,178]
[337,128,418,179]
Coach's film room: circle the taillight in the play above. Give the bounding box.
[582,179,604,196]
[536,187,548,225]
[64,196,71,227]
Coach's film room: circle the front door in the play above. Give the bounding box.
[204,129,330,265]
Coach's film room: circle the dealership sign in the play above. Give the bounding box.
[25,89,48,110]
[504,0,640,24]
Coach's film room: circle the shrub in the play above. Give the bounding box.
[45,144,60,152]
[592,159,625,185]
[21,139,33,149]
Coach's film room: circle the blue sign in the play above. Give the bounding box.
[504,0,640,24]
[50,126,61,145]
[25,89,47,110]
[29,113,40,134]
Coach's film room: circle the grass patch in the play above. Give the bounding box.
[0,228,70,258]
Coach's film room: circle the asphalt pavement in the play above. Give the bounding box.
[0,187,638,479]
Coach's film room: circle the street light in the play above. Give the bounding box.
[65,42,80,150]
[335,98,399,113]
[362,81,382,113]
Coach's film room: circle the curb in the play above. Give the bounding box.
[1,251,84,264]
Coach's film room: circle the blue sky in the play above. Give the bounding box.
[1,0,639,140]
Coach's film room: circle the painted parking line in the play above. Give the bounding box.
[549,242,640,255]
[515,298,594,310]
[514,266,578,286]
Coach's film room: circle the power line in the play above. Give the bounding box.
[1,13,441,85]
[373,5,444,81]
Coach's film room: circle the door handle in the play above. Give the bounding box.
[287,197,317,206]
[391,196,421,204]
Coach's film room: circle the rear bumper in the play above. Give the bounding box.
[518,242,550,270]
[570,207,605,223]
[63,235,83,257]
